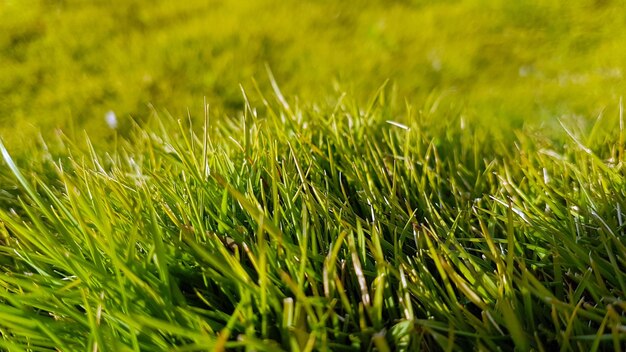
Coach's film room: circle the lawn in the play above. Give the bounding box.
[0,0,625,350]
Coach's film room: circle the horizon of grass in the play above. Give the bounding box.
[0,86,624,350]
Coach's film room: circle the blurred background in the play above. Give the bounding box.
[1,0,625,146]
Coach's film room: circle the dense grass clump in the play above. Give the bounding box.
[0,89,624,350]
[2,1,626,350]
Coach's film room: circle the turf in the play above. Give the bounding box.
[1,0,626,351]
[2,0,626,144]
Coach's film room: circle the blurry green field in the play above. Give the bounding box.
[1,0,626,351]
[2,0,626,144]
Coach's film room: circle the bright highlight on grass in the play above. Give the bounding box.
[0,88,624,350]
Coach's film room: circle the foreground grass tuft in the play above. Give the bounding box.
[0,91,625,350]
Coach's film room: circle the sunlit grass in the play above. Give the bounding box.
[0,87,624,350]
[1,0,626,145]
[1,0,626,350]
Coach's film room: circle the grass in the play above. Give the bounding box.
[0,87,625,350]
[2,0,626,145]
[1,0,626,350]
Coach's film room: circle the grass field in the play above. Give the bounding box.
[1,0,626,350]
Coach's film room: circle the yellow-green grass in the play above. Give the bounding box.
[2,0,626,145]
[1,0,626,350]
[1,89,625,350]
